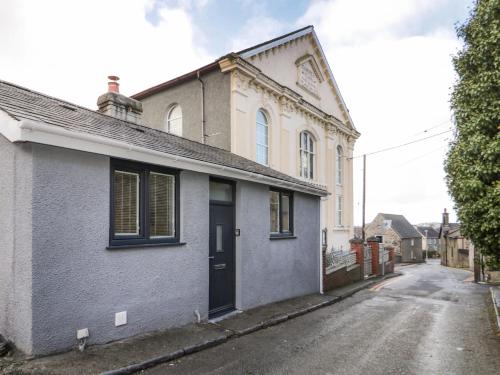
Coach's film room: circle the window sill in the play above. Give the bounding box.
[270,235,297,240]
[107,242,187,250]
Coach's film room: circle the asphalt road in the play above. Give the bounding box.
[146,260,500,374]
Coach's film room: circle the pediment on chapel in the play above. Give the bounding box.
[238,29,353,128]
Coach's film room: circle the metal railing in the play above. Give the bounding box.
[326,249,358,274]
[379,248,389,263]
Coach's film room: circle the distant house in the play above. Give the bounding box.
[416,225,440,254]
[439,209,474,270]
[365,213,423,263]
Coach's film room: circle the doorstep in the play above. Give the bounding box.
[1,273,400,375]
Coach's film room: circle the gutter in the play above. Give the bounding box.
[131,62,219,100]
[11,119,328,197]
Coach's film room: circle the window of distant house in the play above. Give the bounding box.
[166,104,182,136]
[336,195,343,227]
[110,159,180,247]
[256,109,269,165]
[270,189,293,237]
[336,145,343,185]
[299,131,314,180]
[411,239,415,246]
[383,220,392,229]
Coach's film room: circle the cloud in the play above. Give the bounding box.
[229,16,289,52]
[0,0,214,108]
[301,0,447,45]
[299,0,461,224]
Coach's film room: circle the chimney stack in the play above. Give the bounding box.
[107,75,120,93]
[442,208,449,227]
[97,76,142,124]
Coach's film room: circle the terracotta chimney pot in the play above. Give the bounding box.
[107,75,120,93]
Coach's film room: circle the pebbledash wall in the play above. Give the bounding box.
[0,137,320,355]
[0,136,33,354]
[235,182,320,309]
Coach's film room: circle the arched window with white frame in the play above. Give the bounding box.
[336,145,343,185]
[256,109,269,165]
[166,104,182,136]
[299,131,315,180]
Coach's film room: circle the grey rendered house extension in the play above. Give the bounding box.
[0,80,325,355]
[365,213,423,263]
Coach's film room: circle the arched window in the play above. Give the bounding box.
[166,104,182,136]
[256,109,269,165]
[299,131,314,180]
[336,145,343,185]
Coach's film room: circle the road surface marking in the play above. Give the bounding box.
[370,279,394,292]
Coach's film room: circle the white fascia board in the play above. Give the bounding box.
[309,30,356,131]
[0,109,23,142]
[240,27,313,59]
[13,119,327,197]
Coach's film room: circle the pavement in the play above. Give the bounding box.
[143,259,500,374]
[0,273,398,375]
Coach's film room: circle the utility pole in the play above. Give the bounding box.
[362,154,366,242]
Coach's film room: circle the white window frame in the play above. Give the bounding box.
[256,109,269,165]
[299,131,315,180]
[336,195,343,227]
[336,145,343,185]
[166,104,182,136]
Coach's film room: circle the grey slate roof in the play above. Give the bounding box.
[0,79,326,195]
[416,226,439,239]
[439,223,460,238]
[380,213,422,239]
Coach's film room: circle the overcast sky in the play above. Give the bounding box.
[1,0,473,225]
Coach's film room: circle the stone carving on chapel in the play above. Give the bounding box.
[295,54,324,98]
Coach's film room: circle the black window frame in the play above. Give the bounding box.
[109,159,181,247]
[269,188,294,239]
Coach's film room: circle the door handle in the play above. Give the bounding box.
[208,256,215,259]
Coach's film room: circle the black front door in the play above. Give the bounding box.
[209,179,235,317]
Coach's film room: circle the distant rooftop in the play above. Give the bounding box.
[378,213,422,239]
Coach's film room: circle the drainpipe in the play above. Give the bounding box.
[319,197,327,294]
[197,70,206,144]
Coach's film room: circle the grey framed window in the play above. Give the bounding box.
[110,159,180,247]
[270,188,294,237]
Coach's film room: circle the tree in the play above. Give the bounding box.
[445,0,500,265]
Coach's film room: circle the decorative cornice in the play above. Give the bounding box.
[220,55,360,140]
